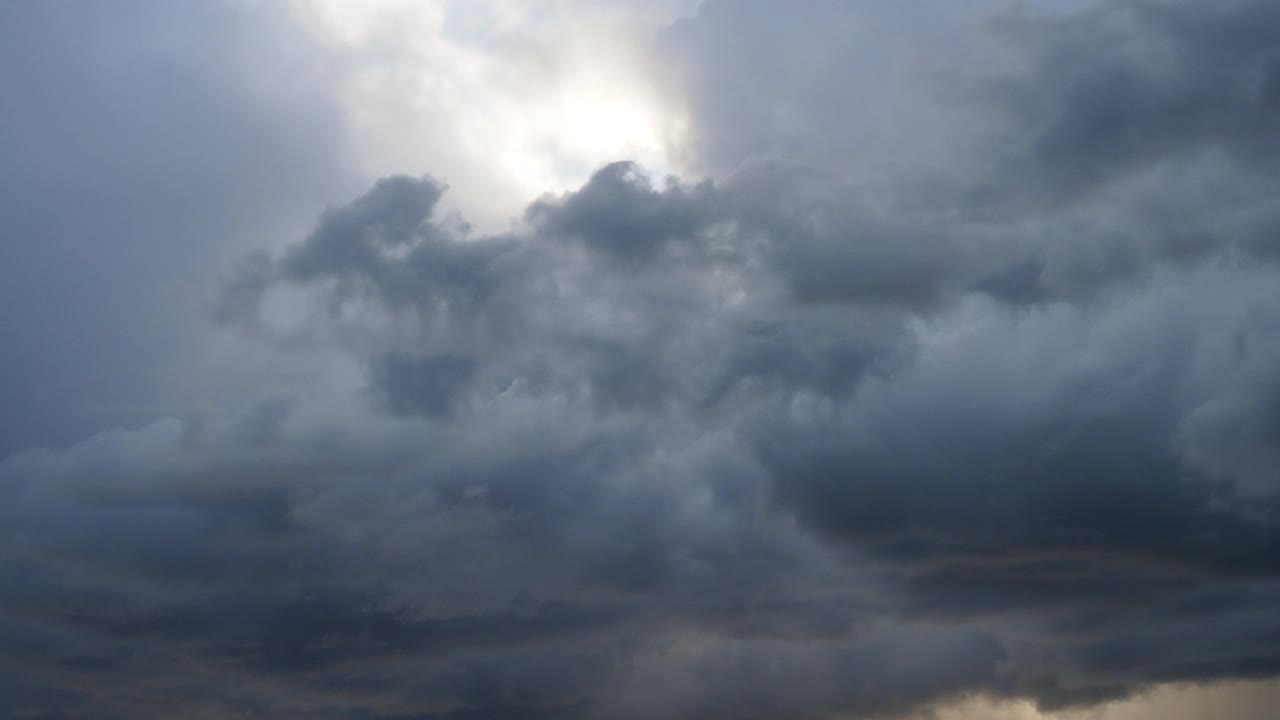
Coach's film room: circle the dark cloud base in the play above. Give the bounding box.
[5,1,1280,718]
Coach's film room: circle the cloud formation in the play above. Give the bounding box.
[3,1,1280,719]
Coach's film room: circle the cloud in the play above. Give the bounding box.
[370,353,479,418]
[0,0,352,457]
[4,1,1280,719]
[526,161,721,264]
[994,0,1280,197]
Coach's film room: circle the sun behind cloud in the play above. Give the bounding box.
[292,0,691,228]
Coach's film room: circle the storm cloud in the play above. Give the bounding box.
[3,1,1280,719]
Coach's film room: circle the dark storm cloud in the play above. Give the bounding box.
[995,0,1280,197]
[963,0,1280,300]
[370,353,479,418]
[223,173,521,327]
[6,1,1280,719]
[526,161,722,264]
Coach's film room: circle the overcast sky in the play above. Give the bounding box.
[3,1,1280,718]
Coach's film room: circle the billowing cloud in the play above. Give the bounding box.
[3,1,1280,719]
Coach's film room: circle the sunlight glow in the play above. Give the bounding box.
[925,680,1280,720]
[291,0,690,228]
[487,58,686,192]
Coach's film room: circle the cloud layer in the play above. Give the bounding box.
[3,1,1280,718]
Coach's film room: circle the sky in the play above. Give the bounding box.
[2,0,1279,718]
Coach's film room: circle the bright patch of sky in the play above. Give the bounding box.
[292,0,698,231]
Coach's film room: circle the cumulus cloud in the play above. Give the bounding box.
[4,1,1280,719]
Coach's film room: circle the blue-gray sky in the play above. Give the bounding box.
[3,1,1280,718]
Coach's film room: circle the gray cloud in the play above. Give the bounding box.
[527,161,722,264]
[994,0,1280,198]
[4,1,1280,719]
[370,353,479,418]
[0,0,352,458]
